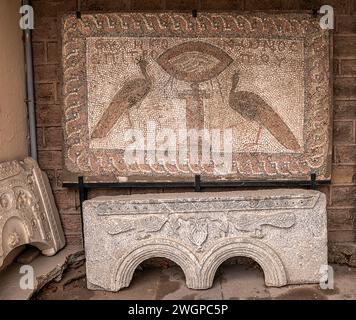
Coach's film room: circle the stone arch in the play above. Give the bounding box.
[112,239,200,291]
[1,217,29,253]
[200,238,287,288]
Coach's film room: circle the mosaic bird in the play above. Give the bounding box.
[91,58,151,139]
[228,72,300,151]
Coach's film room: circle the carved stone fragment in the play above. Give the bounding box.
[83,189,327,291]
[0,158,65,270]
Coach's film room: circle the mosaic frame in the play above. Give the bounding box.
[62,11,332,181]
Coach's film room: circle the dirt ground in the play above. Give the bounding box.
[32,261,356,300]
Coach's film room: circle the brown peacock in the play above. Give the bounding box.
[91,59,151,139]
[228,72,300,151]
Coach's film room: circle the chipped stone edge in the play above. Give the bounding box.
[29,248,85,300]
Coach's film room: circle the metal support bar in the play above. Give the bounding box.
[78,176,87,215]
[23,0,37,160]
[64,177,328,190]
[76,0,81,19]
[77,176,88,238]
[194,175,201,192]
[67,174,327,237]
[310,173,317,190]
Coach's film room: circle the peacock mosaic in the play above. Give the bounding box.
[62,12,332,180]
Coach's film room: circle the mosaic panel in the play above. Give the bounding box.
[62,12,332,180]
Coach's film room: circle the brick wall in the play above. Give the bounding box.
[32,0,356,265]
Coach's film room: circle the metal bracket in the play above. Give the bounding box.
[310,173,317,190]
[194,175,201,192]
[76,0,81,19]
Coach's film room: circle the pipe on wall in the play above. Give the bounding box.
[23,0,37,160]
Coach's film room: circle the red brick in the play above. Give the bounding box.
[334,101,356,120]
[38,150,63,169]
[54,189,78,213]
[88,189,131,198]
[32,17,58,41]
[336,15,356,34]
[131,0,165,9]
[333,120,354,144]
[334,145,356,163]
[55,83,62,104]
[334,78,356,99]
[47,42,59,64]
[64,234,83,245]
[36,127,45,150]
[331,185,356,206]
[165,0,200,10]
[332,165,356,184]
[328,208,355,230]
[41,127,63,150]
[200,0,244,10]
[244,0,349,12]
[32,0,77,17]
[243,0,281,10]
[34,64,59,82]
[32,42,46,65]
[36,104,62,126]
[334,36,356,57]
[36,83,56,103]
[61,215,82,234]
[340,59,356,75]
[328,230,355,242]
[82,0,130,10]
[334,59,340,75]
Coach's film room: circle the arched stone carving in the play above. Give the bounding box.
[83,189,327,291]
[0,158,65,270]
[200,238,287,288]
[112,239,200,291]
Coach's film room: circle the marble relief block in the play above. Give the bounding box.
[0,158,65,270]
[83,189,327,291]
[62,12,332,181]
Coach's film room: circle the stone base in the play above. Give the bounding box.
[83,189,327,291]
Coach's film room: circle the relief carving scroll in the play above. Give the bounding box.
[0,158,66,270]
[62,12,332,181]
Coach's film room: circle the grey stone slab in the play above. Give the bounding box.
[83,189,328,292]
